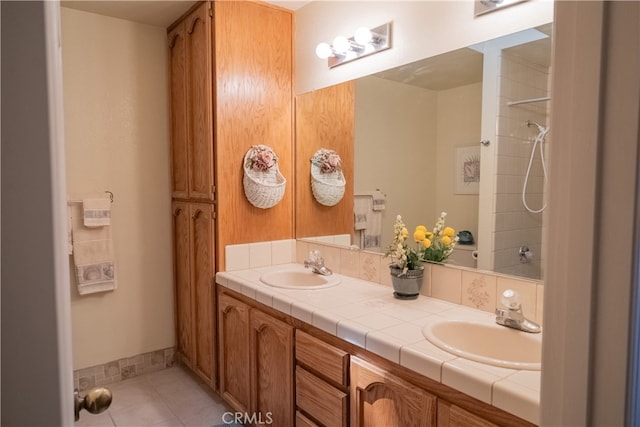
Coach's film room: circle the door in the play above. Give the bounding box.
[250,309,294,426]
[190,202,215,382]
[350,357,436,427]
[2,1,74,425]
[218,293,251,413]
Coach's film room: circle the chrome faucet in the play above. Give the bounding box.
[495,289,541,333]
[304,250,333,276]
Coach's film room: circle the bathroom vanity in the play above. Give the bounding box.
[216,264,540,426]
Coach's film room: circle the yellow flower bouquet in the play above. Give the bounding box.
[385,212,459,276]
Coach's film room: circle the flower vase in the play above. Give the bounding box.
[389,266,424,300]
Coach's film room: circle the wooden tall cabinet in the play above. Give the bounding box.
[168,0,294,389]
[168,1,216,387]
[171,200,215,383]
[168,2,214,202]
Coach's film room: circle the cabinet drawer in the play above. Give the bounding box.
[296,366,348,427]
[296,330,349,387]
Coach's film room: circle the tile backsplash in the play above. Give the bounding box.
[224,238,544,324]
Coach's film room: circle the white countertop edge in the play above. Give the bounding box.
[215,266,541,423]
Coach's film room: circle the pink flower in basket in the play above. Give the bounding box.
[247,145,277,172]
[311,148,342,174]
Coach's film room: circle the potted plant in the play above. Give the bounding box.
[385,213,458,299]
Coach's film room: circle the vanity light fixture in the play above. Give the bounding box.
[315,22,392,68]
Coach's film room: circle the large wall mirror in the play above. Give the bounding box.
[296,23,552,282]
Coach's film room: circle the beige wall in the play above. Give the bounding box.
[435,82,482,244]
[354,78,481,254]
[354,76,438,249]
[61,7,174,370]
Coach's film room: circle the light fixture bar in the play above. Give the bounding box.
[319,22,392,69]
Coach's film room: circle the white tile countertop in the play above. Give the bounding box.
[215,263,540,425]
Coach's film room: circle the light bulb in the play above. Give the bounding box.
[354,27,373,45]
[332,35,350,54]
[315,42,333,59]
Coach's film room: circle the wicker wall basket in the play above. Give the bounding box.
[311,163,346,206]
[243,146,286,209]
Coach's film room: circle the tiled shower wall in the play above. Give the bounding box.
[493,51,551,279]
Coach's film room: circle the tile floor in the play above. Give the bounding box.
[74,365,236,427]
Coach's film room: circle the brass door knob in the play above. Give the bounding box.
[74,387,112,421]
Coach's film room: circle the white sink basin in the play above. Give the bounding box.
[422,320,542,370]
[260,268,341,290]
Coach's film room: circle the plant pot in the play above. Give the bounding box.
[389,266,424,300]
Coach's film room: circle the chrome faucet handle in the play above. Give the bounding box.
[304,250,332,276]
[309,249,323,263]
[501,289,522,310]
[496,289,541,333]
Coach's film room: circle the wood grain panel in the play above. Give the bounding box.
[296,366,348,427]
[437,400,499,427]
[172,201,192,365]
[350,356,437,427]
[295,329,349,387]
[185,2,214,201]
[190,203,215,383]
[214,1,294,270]
[295,81,355,239]
[251,308,294,426]
[296,411,318,427]
[218,293,251,413]
[220,286,536,427]
[168,25,189,199]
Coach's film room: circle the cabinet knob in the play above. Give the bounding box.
[192,209,202,219]
[173,207,182,217]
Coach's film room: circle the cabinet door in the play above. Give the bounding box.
[351,357,437,427]
[185,2,214,201]
[250,309,294,427]
[172,201,193,365]
[218,293,251,413]
[189,203,215,383]
[168,23,189,199]
[437,401,498,427]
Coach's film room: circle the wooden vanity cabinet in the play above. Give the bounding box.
[295,330,349,426]
[218,292,251,412]
[437,401,499,427]
[217,287,535,427]
[218,292,294,426]
[251,309,295,426]
[351,356,437,427]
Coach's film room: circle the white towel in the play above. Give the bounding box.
[83,197,111,227]
[354,196,369,230]
[363,211,382,252]
[354,194,382,251]
[70,204,117,295]
[372,190,386,211]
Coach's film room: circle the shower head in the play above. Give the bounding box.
[527,120,547,133]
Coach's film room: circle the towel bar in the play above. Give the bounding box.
[67,190,114,205]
